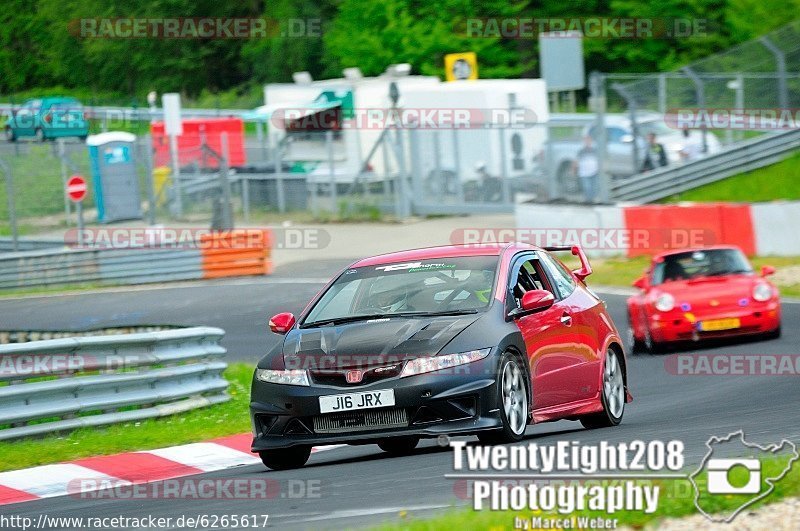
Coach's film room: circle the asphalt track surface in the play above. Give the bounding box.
[1,259,799,529]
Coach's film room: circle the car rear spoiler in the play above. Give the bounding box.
[544,245,593,282]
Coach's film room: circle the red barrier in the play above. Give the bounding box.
[623,203,755,257]
[151,118,246,169]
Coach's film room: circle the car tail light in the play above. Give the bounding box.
[83,111,89,120]
[753,283,772,302]
[44,113,52,124]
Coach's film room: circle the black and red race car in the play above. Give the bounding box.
[250,243,632,469]
[627,245,781,352]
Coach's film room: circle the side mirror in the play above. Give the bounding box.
[268,312,296,334]
[510,289,555,319]
[633,275,648,290]
[761,265,775,277]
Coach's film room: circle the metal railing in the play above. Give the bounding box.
[611,129,800,203]
[0,327,228,441]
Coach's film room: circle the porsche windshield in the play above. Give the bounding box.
[303,256,498,326]
[652,248,753,285]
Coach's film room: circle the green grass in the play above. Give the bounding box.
[379,455,800,530]
[664,151,800,203]
[0,363,254,472]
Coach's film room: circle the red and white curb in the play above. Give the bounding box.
[0,434,344,506]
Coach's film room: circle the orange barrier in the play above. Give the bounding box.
[199,229,273,279]
[623,203,755,257]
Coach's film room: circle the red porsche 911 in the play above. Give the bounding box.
[251,243,632,469]
[627,245,781,353]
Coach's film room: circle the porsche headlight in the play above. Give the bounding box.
[753,283,773,302]
[255,369,310,386]
[400,348,491,377]
[654,293,675,312]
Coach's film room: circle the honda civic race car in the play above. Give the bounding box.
[250,243,631,470]
[627,245,781,352]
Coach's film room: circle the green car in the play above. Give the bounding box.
[5,97,90,142]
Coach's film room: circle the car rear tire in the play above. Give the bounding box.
[259,445,311,470]
[377,436,420,455]
[35,128,46,142]
[580,348,625,429]
[478,352,529,444]
[4,127,16,142]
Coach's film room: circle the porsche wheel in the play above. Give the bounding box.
[259,445,311,470]
[580,348,625,429]
[478,352,528,444]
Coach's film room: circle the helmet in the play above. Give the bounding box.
[367,278,408,313]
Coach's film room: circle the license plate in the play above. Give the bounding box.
[319,389,395,414]
[698,318,741,331]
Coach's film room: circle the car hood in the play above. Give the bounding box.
[282,314,481,371]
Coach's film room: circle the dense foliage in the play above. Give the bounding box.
[1,0,796,103]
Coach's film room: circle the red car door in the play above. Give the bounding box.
[537,251,605,403]
[509,255,580,410]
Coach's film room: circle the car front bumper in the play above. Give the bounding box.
[649,302,780,343]
[249,359,503,451]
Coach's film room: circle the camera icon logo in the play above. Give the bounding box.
[706,458,761,494]
[690,430,798,523]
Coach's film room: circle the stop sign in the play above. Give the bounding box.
[66,175,87,203]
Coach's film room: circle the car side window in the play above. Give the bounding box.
[510,258,553,308]
[538,252,576,299]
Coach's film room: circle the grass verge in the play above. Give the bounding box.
[0,363,254,473]
[663,151,800,203]
[378,455,800,530]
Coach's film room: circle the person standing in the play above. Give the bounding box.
[574,135,600,203]
[641,132,668,171]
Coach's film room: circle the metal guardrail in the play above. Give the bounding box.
[0,229,273,290]
[0,326,228,441]
[611,129,800,203]
[0,237,65,253]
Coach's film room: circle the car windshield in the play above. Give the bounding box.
[302,256,498,327]
[651,249,753,285]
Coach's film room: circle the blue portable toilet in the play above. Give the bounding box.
[87,132,142,222]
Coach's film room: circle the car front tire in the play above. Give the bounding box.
[259,445,311,470]
[580,348,625,429]
[35,128,46,142]
[478,351,529,444]
[4,127,16,142]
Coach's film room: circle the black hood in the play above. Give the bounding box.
[282,315,481,371]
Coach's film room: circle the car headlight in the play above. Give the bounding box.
[654,293,675,312]
[400,348,491,377]
[255,368,310,386]
[753,283,773,302]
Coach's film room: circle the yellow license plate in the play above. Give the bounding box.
[699,318,741,331]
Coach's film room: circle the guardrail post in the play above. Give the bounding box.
[682,67,709,154]
[760,36,789,110]
[0,159,18,251]
[590,71,611,204]
[219,133,234,229]
[58,139,72,224]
